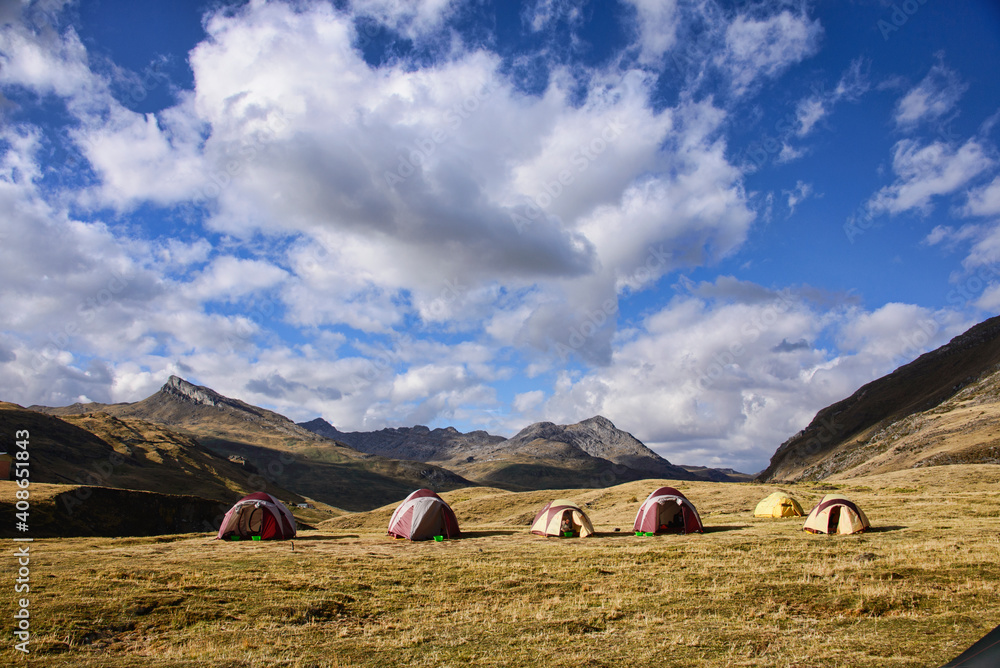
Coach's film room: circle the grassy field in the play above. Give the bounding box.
[2,465,998,667]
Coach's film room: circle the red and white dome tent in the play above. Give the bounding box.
[633,486,704,534]
[216,492,297,540]
[387,489,461,541]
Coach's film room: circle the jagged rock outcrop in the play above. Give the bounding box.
[484,415,697,479]
[298,418,505,463]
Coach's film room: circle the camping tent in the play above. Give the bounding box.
[803,494,870,535]
[387,489,460,541]
[530,499,595,537]
[216,492,297,540]
[754,491,805,518]
[940,623,1000,667]
[633,486,704,534]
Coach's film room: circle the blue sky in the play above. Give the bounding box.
[2,0,999,473]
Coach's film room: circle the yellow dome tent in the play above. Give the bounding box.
[753,491,805,518]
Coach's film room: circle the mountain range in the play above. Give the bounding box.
[30,376,471,512]
[21,374,731,524]
[8,312,1000,536]
[298,413,716,488]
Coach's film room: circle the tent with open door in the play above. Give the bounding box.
[803,494,870,535]
[633,486,704,534]
[754,491,805,518]
[387,488,460,540]
[216,492,297,540]
[530,499,595,537]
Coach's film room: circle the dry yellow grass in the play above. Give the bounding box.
[2,465,998,667]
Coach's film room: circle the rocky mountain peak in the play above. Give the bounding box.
[579,415,615,429]
[163,375,226,407]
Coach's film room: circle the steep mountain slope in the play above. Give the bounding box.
[759,314,1000,482]
[31,377,471,510]
[0,402,295,504]
[38,375,328,449]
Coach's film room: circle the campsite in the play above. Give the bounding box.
[1,464,998,667]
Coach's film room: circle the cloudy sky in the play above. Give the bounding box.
[2,0,999,473]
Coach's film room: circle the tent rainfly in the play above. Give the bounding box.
[753,491,805,518]
[939,623,1000,668]
[633,486,704,534]
[803,494,870,535]
[217,492,297,540]
[530,499,595,537]
[387,489,460,541]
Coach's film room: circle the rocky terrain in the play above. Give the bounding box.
[29,377,471,511]
[486,416,691,477]
[0,401,288,504]
[299,418,505,463]
[299,414,732,488]
[758,314,1000,482]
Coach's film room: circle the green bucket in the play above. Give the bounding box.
[563,531,574,537]
[645,532,656,537]
[252,536,262,541]
[635,531,643,536]
[434,535,444,542]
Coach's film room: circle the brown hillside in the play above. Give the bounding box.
[0,402,294,504]
[30,377,472,511]
[759,314,1000,482]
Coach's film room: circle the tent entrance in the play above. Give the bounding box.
[235,505,265,537]
[559,510,580,536]
[656,503,685,533]
[827,506,841,534]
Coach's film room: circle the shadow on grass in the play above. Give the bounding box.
[458,530,519,538]
[704,525,750,533]
[591,531,640,539]
[864,525,907,533]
